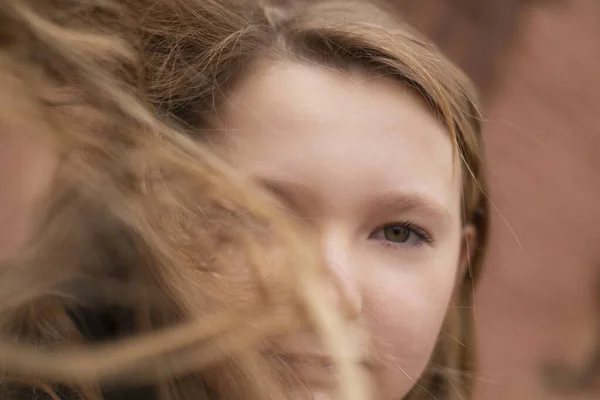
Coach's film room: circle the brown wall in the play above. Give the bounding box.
[392,0,526,98]
[474,0,600,399]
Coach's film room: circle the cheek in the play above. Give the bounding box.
[0,129,57,260]
[363,256,459,391]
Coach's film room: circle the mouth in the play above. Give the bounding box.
[279,353,336,367]
[280,353,338,388]
[274,352,372,388]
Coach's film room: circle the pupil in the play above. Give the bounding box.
[384,225,409,243]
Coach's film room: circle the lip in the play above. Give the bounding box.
[279,352,336,366]
[276,353,339,387]
[277,352,372,381]
[274,345,375,365]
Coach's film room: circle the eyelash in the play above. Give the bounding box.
[370,221,434,249]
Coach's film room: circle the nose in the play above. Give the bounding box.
[321,230,363,320]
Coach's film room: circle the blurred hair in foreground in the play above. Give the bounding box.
[0,0,489,399]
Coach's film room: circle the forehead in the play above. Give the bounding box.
[219,61,462,217]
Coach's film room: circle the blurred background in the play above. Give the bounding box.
[390,0,600,399]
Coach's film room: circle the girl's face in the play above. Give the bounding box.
[218,62,472,399]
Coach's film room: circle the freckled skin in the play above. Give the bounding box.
[219,61,471,399]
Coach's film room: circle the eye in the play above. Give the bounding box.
[382,225,411,243]
[369,222,433,247]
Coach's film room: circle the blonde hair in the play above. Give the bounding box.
[0,1,488,400]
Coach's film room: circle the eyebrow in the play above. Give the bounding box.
[372,190,452,223]
[257,177,451,222]
[256,177,313,209]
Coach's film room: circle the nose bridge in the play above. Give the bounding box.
[320,227,363,319]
